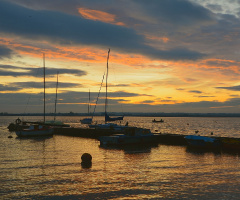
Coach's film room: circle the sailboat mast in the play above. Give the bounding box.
[43,53,46,123]
[88,89,90,115]
[105,49,110,117]
[54,71,59,121]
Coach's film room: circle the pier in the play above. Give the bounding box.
[53,127,240,152]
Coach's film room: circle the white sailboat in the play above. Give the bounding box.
[104,49,124,122]
[89,49,125,130]
[15,53,53,137]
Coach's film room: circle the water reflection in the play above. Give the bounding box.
[15,135,53,141]
[99,143,159,155]
[186,146,222,155]
[3,117,240,199]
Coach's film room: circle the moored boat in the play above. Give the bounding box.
[185,135,221,149]
[14,53,53,137]
[80,118,92,124]
[16,124,53,137]
[99,127,157,146]
[89,49,124,129]
[8,118,30,131]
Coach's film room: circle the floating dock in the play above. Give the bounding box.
[53,127,188,144]
[53,127,240,152]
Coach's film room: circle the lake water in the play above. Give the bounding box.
[1,116,240,199]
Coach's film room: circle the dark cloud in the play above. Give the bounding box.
[1,90,240,113]
[11,0,214,27]
[0,45,14,59]
[197,95,215,98]
[205,60,239,68]
[0,83,20,91]
[179,98,240,108]
[133,0,214,26]
[0,1,204,60]
[0,90,145,113]
[206,4,223,12]
[0,64,87,77]
[141,100,154,104]
[7,82,82,90]
[0,82,82,92]
[216,85,240,91]
[188,90,202,94]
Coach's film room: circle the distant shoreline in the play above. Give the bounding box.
[2,112,240,117]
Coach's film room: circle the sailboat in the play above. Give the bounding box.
[80,90,93,124]
[45,72,70,127]
[15,53,54,137]
[89,49,125,130]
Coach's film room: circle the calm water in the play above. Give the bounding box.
[1,116,240,199]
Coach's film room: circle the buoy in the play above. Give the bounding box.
[81,153,92,168]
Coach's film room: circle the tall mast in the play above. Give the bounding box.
[54,71,59,121]
[43,53,46,123]
[88,89,90,115]
[105,49,110,117]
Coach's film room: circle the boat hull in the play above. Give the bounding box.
[222,138,240,151]
[80,118,92,124]
[185,135,221,149]
[16,128,53,137]
[99,134,157,146]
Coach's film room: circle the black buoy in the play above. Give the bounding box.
[81,153,92,168]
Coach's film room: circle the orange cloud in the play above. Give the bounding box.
[0,37,155,68]
[78,8,125,26]
[145,35,170,43]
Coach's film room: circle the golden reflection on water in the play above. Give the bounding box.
[2,116,240,199]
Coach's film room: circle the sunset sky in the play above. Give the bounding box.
[1,0,240,114]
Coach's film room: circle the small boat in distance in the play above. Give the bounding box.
[152,119,164,123]
[15,53,53,137]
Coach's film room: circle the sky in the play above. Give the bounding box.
[1,0,240,114]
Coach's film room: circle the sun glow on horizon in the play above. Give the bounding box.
[0,37,239,112]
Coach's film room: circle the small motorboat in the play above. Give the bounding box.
[152,119,164,123]
[185,135,220,149]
